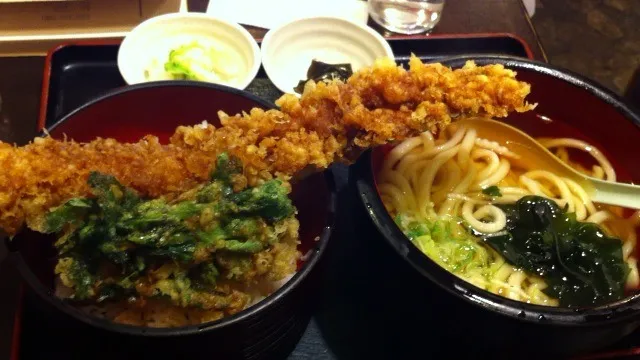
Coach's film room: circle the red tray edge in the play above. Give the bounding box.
[37,39,122,132]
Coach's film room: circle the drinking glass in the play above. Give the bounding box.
[367,0,445,35]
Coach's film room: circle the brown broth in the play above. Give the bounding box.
[503,114,633,184]
[504,115,640,276]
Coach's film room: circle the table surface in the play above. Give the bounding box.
[0,0,544,358]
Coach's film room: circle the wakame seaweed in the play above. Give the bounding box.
[482,185,502,197]
[48,153,297,307]
[480,195,629,307]
[294,60,353,94]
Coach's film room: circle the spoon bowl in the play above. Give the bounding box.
[455,118,640,209]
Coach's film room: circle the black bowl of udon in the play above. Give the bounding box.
[351,56,640,356]
[8,82,336,359]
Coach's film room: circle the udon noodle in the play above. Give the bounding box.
[378,118,640,306]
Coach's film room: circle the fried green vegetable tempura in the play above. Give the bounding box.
[49,153,299,312]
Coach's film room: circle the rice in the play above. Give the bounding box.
[55,273,297,327]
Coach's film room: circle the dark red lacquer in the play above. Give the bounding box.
[356,56,640,358]
[10,83,335,360]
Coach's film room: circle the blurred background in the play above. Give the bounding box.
[192,0,640,95]
[532,0,639,94]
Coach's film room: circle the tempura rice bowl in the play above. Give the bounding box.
[8,81,335,359]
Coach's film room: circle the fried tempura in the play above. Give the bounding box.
[0,56,534,235]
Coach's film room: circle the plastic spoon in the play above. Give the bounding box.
[455,118,640,209]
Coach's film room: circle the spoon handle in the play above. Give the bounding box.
[591,178,640,210]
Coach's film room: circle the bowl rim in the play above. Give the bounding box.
[10,80,337,336]
[354,54,640,326]
[260,15,394,94]
[117,12,261,90]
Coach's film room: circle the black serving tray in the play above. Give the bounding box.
[38,34,532,130]
[15,34,566,360]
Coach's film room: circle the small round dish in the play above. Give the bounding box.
[117,13,261,89]
[260,16,394,94]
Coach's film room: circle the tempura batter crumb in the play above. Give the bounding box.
[0,56,534,236]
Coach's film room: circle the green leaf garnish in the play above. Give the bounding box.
[482,185,502,197]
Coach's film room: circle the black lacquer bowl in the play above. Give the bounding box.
[350,56,640,357]
[7,81,336,360]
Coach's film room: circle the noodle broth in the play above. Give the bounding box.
[504,114,640,262]
[374,114,640,308]
[351,56,640,356]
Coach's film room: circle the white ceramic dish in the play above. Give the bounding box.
[117,12,261,90]
[261,16,394,94]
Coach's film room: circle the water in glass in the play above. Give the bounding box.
[368,0,445,35]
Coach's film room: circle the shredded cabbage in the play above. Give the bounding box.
[162,41,240,83]
[395,214,500,287]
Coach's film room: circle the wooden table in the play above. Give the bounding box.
[0,0,544,358]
